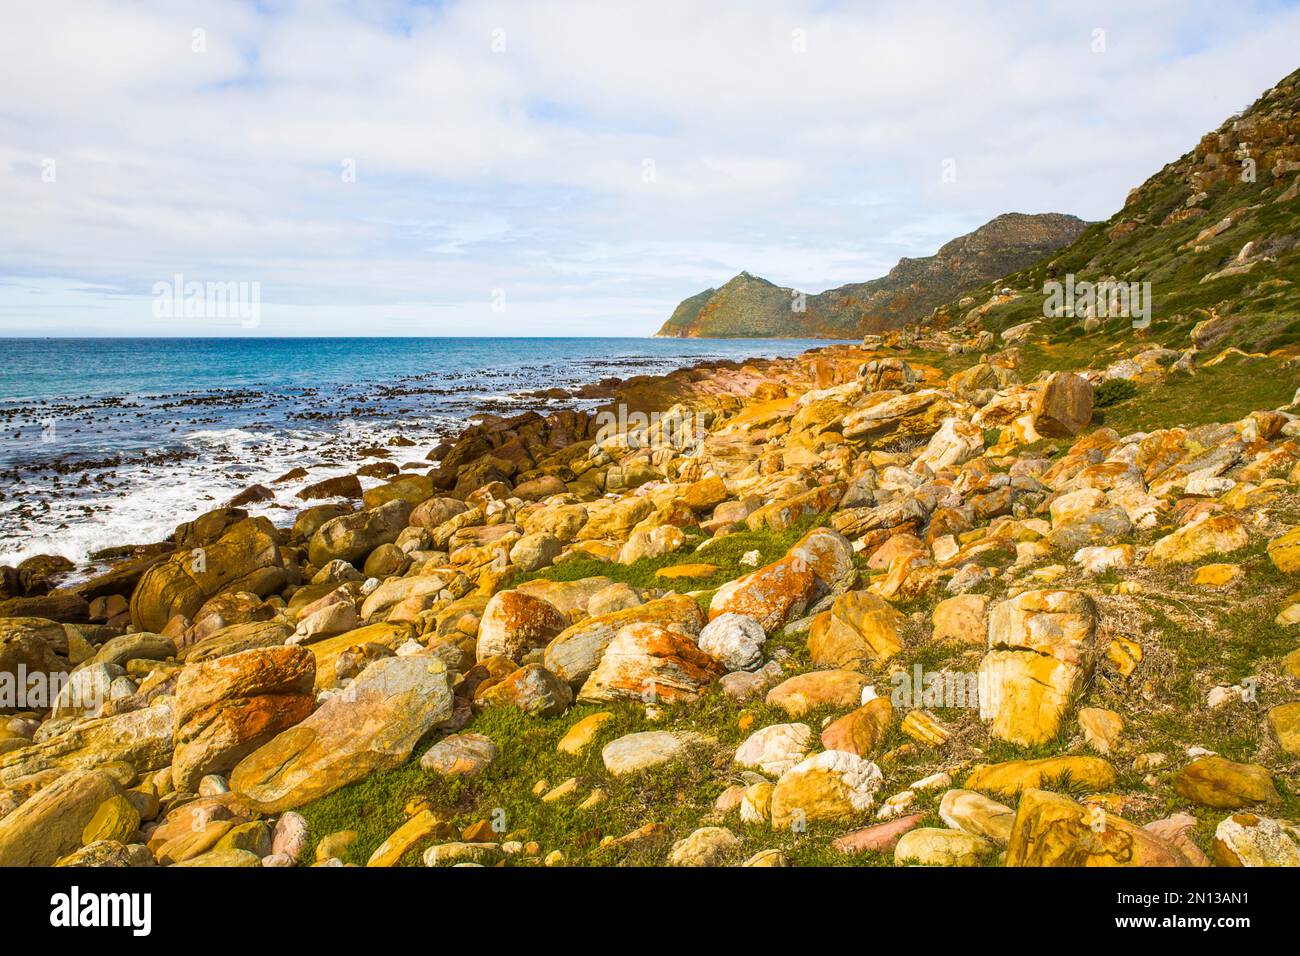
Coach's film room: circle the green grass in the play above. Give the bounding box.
[510,514,830,595]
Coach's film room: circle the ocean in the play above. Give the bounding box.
[0,337,837,566]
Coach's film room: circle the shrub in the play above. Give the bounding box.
[1094,377,1138,408]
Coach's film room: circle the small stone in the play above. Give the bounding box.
[1078,707,1123,754]
[668,827,740,866]
[421,733,499,776]
[541,778,579,803]
[601,730,712,776]
[832,814,923,854]
[557,712,614,755]
[734,722,813,777]
[894,828,990,866]
[1172,756,1280,809]
[938,789,1015,845]
[900,709,950,747]
[367,810,453,867]
[1213,813,1300,866]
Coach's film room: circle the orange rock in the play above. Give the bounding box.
[820,697,893,756]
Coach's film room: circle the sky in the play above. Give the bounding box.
[0,0,1297,337]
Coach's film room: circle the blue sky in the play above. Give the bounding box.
[1,0,1298,336]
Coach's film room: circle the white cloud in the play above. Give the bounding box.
[0,0,1297,335]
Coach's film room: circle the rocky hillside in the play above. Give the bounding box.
[925,66,1300,357]
[655,213,1088,339]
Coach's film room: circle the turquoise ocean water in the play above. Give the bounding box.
[0,337,838,564]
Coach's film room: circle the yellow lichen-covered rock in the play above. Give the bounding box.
[80,793,141,847]
[964,756,1116,797]
[1266,526,1300,572]
[1266,702,1300,755]
[1192,563,1243,587]
[978,651,1082,747]
[557,712,614,755]
[130,517,283,633]
[543,594,705,687]
[1077,707,1124,754]
[979,589,1096,746]
[808,590,906,666]
[367,810,455,867]
[1144,515,1249,566]
[1213,812,1300,866]
[820,698,893,756]
[932,594,988,644]
[1172,756,1281,809]
[1032,372,1093,438]
[1005,789,1190,866]
[894,827,990,866]
[769,750,882,830]
[577,622,725,704]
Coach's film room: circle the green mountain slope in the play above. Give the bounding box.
[926,66,1300,356]
[655,212,1088,338]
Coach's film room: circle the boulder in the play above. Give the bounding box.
[476,663,573,716]
[0,769,123,866]
[172,645,317,792]
[601,730,711,776]
[578,623,725,704]
[667,826,740,866]
[894,828,989,866]
[1032,372,1093,438]
[1005,788,1190,866]
[307,500,411,567]
[1213,813,1300,866]
[1172,756,1280,809]
[476,591,567,664]
[963,755,1116,797]
[820,697,893,756]
[230,655,454,812]
[979,589,1096,746]
[734,722,813,777]
[696,612,765,672]
[808,590,907,666]
[765,670,872,717]
[1145,515,1249,566]
[770,750,882,830]
[543,594,704,688]
[708,554,817,634]
[420,733,498,776]
[130,518,282,633]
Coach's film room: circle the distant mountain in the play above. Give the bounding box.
[926,66,1300,356]
[654,212,1089,339]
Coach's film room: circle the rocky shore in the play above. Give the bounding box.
[2,320,1299,869]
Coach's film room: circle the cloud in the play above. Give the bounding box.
[0,0,1297,335]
